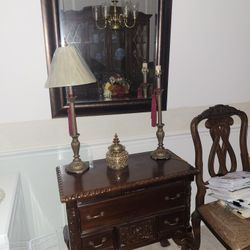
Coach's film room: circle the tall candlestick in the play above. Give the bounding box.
[103,5,108,18]
[124,5,128,17]
[132,4,137,19]
[155,65,161,89]
[142,62,148,84]
[141,62,149,98]
[151,64,170,160]
[94,6,98,21]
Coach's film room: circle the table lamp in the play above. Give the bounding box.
[45,45,96,174]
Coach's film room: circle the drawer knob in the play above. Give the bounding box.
[164,193,181,201]
[164,217,179,226]
[86,211,104,220]
[88,237,107,249]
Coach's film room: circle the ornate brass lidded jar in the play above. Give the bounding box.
[106,134,128,170]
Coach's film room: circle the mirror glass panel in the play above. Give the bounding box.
[41,0,172,117]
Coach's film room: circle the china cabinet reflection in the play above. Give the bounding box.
[61,7,152,97]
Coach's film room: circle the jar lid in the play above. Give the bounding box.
[108,134,125,153]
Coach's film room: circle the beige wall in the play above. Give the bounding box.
[0,0,249,154]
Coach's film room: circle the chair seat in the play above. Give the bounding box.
[198,201,250,250]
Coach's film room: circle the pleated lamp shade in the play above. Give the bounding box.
[45,46,96,88]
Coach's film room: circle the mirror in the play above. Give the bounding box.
[41,0,172,117]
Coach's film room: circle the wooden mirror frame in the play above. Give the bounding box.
[41,0,172,117]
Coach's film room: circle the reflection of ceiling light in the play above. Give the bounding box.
[93,0,137,30]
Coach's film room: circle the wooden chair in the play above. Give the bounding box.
[190,104,250,250]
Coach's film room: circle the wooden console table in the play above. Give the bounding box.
[56,151,197,250]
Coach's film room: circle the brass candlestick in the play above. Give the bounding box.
[151,66,170,160]
[141,63,149,98]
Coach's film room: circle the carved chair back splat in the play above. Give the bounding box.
[191,104,250,250]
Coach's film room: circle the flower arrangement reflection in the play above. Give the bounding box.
[103,74,130,99]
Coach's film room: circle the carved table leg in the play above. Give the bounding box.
[63,225,70,249]
[160,239,171,247]
[172,229,194,250]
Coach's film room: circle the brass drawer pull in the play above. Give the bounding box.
[88,237,107,249]
[86,211,104,220]
[164,193,181,201]
[164,217,179,226]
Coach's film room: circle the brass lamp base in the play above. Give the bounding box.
[65,132,89,174]
[151,147,171,160]
[65,160,89,174]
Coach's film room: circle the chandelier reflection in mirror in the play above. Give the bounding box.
[93,0,137,30]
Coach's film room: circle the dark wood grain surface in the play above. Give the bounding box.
[57,151,197,203]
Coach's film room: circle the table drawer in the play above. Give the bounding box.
[82,230,114,250]
[158,210,185,233]
[78,181,187,231]
[119,218,156,249]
